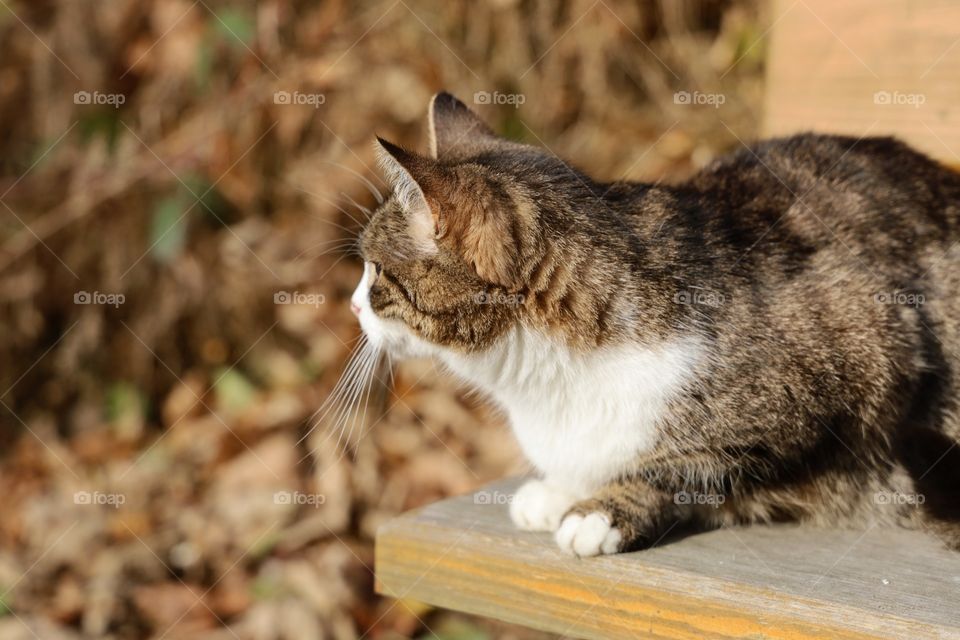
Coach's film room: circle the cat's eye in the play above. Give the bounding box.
[372,262,383,278]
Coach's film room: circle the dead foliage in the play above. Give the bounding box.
[0,1,763,637]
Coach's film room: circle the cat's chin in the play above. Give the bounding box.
[373,337,420,360]
[359,320,436,361]
[388,335,439,360]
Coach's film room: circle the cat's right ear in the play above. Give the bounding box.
[375,135,523,287]
[428,92,504,159]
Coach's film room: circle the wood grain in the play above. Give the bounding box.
[763,0,960,166]
[375,479,960,640]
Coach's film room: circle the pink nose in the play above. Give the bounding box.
[350,302,361,315]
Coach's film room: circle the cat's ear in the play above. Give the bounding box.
[375,136,444,253]
[427,92,503,159]
[376,135,522,288]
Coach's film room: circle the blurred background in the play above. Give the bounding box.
[0,1,765,638]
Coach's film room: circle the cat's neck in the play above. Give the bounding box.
[439,325,701,395]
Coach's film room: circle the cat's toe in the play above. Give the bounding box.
[509,479,577,532]
[555,512,623,557]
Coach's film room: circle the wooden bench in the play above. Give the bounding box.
[376,479,960,639]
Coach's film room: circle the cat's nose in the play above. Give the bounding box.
[350,302,361,315]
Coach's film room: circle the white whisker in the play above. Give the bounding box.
[337,350,374,451]
[298,336,370,446]
[317,160,385,204]
[309,193,366,229]
[285,181,368,229]
[325,345,376,445]
[343,348,381,452]
[332,344,379,451]
[295,239,359,261]
[347,358,386,455]
[340,191,373,219]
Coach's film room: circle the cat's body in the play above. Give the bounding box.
[351,92,960,556]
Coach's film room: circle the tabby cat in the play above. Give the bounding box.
[347,92,960,556]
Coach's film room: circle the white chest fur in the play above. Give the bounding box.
[440,329,703,496]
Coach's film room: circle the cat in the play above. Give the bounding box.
[347,91,960,556]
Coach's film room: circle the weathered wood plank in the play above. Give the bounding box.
[375,479,960,640]
[763,0,960,165]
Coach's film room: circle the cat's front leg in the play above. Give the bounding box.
[509,478,581,532]
[555,478,680,557]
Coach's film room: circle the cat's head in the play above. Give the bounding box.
[352,92,569,358]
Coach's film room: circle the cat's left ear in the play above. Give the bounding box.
[427,92,507,159]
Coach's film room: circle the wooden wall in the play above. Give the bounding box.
[763,0,960,165]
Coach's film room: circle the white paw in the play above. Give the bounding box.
[509,480,577,532]
[555,512,623,557]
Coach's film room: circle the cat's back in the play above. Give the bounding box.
[684,133,960,271]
